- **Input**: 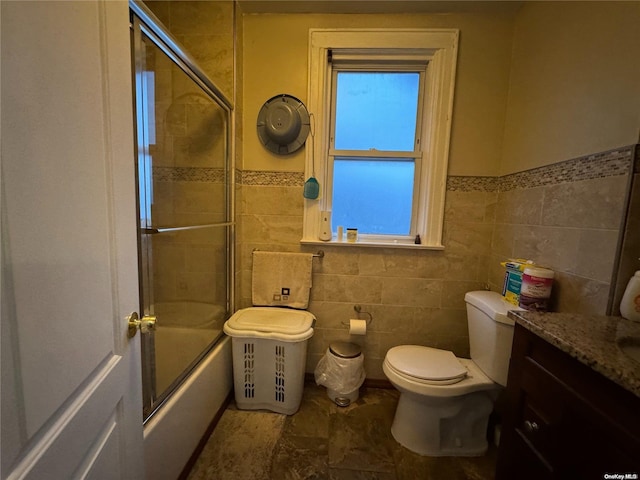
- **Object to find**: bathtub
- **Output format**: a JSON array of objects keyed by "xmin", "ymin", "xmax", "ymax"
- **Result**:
[{"xmin": 143, "ymin": 303, "xmax": 232, "ymax": 480}]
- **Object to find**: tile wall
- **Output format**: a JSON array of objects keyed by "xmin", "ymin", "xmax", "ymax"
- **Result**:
[
  {"xmin": 144, "ymin": 1, "xmax": 234, "ymax": 102},
  {"xmin": 143, "ymin": 0, "xmax": 234, "ymax": 325},
  {"xmin": 150, "ymin": 192, "xmax": 228, "ymax": 323},
  {"xmin": 237, "ymin": 172, "xmax": 496, "ymax": 379},
  {"xmin": 487, "ymin": 146, "xmax": 634, "ymax": 314},
  {"xmin": 237, "ymin": 145, "xmax": 636, "ymax": 379},
  {"xmin": 147, "ymin": 63, "xmax": 229, "ymax": 312}
]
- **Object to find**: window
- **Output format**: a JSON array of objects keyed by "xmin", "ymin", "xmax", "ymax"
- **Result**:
[
  {"xmin": 302, "ymin": 29, "xmax": 459, "ymax": 249},
  {"xmin": 332, "ymin": 71, "xmax": 421, "ymax": 236}
]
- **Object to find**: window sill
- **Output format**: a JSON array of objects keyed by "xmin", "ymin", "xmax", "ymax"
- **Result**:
[{"xmin": 300, "ymin": 238, "xmax": 444, "ymax": 251}]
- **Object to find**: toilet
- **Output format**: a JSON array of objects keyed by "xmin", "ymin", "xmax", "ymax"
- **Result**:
[{"xmin": 383, "ymin": 290, "xmax": 521, "ymax": 456}]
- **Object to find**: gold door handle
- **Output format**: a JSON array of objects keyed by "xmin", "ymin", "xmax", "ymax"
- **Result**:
[{"xmin": 127, "ymin": 312, "xmax": 158, "ymax": 338}]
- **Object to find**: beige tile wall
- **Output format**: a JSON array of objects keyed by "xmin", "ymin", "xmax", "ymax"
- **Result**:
[
  {"xmin": 238, "ymin": 145, "xmax": 635, "ymax": 379},
  {"xmin": 144, "ymin": 1, "xmax": 234, "ymax": 102},
  {"xmin": 488, "ymin": 178, "xmax": 626, "ymax": 313},
  {"xmin": 141, "ymin": 1, "xmax": 234, "ymax": 326},
  {"xmin": 488, "ymin": 147, "xmax": 634, "ymax": 315},
  {"xmin": 237, "ymin": 182, "xmax": 496, "ymax": 379}
]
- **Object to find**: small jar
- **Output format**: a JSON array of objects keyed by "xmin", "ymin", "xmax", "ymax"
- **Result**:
[{"xmin": 346, "ymin": 228, "xmax": 358, "ymax": 243}]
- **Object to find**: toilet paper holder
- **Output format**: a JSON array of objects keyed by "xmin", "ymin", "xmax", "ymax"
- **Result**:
[{"xmin": 341, "ymin": 304, "xmax": 372, "ymax": 326}]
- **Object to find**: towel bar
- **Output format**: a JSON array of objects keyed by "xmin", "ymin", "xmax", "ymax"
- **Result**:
[{"xmin": 252, "ymin": 249, "xmax": 324, "ymax": 258}]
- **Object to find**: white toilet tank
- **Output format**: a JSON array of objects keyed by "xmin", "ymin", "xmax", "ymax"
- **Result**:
[{"xmin": 464, "ymin": 291, "xmax": 522, "ymax": 386}]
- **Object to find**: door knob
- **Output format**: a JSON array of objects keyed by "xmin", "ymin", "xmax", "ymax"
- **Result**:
[{"xmin": 127, "ymin": 312, "xmax": 158, "ymax": 338}]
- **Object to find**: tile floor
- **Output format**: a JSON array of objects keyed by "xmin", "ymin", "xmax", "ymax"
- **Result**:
[{"xmin": 186, "ymin": 383, "xmax": 497, "ymax": 480}]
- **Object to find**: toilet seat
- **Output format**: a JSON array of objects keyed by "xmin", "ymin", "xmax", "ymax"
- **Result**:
[
  {"xmin": 385, "ymin": 345, "xmax": 467, "ymax": 385},
  {"xmin": 383, "ymin": 351, "xmax": 496, "ymax": 398}
]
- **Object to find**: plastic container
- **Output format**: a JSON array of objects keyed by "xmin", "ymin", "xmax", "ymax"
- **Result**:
[
  {"xmin": 314, "ymin": 342, "xmax": 365, "ymax": 406},
  {"xmin": 223, "ymin": 307, "xmax": 315, "ymax": 415},
  {"xmin": 620, "ymin": 271, "xmax": 640, "ymax": 322},
  {"xmin": 502, "ymin": 269, "xmax": 523, "ymax": 306},
  {"xmin": 501, "ymin": 259, "xmax": 535, "ymax": 306},
  {"xmin": 518, "ymin": 267, "xmax": 554, "ymax": 311}
]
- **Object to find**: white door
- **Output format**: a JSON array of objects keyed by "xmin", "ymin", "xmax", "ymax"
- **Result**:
[{"xmin": 1, "ymin": 1, "xmax": 144, "ymax": 479}]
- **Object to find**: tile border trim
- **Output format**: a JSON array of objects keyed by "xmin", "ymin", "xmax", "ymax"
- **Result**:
[
  {"xmin": 497, "ymin": 144, "xmax": 634, "ymax": 192},
  {"xmin": 153, "ymin": 166, "xmax": 227, "ymax": 183},
  {"xmin": 446, "ymin": 176, "xmax": 497, "ymax": 193},
  {"xmin": 236, "ymin": 169, "xmax": 305, "ymax": 186},
  {"xmin": 154, "ymin": 144, "xmax": 637, "ymax": 189},
  {"xmin": 448, "ymin": 144, "xmax": 635, "ymax": 192}
]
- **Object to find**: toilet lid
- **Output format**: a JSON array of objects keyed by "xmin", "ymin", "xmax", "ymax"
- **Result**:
[{"xmin": 386, "ymin": 345, "xmax": 467, "ymax": 382}]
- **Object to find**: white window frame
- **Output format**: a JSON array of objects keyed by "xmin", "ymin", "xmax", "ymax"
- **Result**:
[{"xmin": 302, "ymin": 28, "xmax": 459, "ymax": 249}]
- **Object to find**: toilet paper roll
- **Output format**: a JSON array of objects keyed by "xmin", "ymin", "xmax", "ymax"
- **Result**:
[{"xmin": 349, "ymin": 319, "xmax": 367, "ymax": 336}]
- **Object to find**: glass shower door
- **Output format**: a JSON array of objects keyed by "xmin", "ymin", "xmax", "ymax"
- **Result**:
[{"xmin": 132, "ymin": 15, "xmax": 232, "ymax": 420}]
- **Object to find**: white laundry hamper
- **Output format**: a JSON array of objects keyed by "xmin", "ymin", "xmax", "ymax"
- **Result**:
[{"xmin": 223, "ymin": 307, "xmax": 315, "ymax": 415}]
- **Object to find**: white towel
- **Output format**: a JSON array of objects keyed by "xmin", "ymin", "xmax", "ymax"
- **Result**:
[{"xmin": 252, "ymin": 251, "xmax": 313, "ymax": 309}]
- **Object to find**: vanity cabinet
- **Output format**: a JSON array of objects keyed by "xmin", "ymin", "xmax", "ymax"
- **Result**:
[{"xmin": 496, "ymin": 323, "xmax": 640, "ymax": 480}]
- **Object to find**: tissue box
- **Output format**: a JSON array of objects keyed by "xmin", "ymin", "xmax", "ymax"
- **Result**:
[{"xmin": 501, "ymin": 259, "xmax": 534, "ymax": 306}]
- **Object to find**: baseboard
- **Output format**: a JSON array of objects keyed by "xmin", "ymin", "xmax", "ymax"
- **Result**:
[{"xmin": 363, "ymin": 378, "xmax": 393, "ymax": 389}]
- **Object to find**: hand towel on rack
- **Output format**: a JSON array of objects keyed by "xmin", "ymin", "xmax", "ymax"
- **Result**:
[{"xmin": 252, "ymin": 251, "xmax": 314, "ymax": 309}]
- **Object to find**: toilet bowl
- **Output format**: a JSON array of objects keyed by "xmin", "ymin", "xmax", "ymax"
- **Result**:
[{"xmin": 383, "ymin": 291, "xmax": 522, "ymax": 456}]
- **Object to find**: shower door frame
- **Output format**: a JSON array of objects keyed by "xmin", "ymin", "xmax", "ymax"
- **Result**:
[{"xmin": 130, "ymin": 0, "xmax": 235, "ymax": 422}]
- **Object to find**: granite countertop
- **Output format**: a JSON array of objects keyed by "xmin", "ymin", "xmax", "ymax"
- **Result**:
[{"xmin": 507, "ymin": 310, "xmax": 640, "ymax": 398}]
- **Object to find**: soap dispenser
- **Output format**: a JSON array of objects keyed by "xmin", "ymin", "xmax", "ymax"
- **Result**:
[
  {"xmin": 319, "ymin": 211, "xmax": 332, "ymax": 241},
  {"xmin": 620, "ymin": 270, "xmax": 640, "ymax": 322}
]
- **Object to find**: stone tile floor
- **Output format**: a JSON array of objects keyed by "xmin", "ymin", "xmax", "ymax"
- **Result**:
[{"xmin": 187, "ymin": 383, "xmax": 497, "ymax": 480}]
